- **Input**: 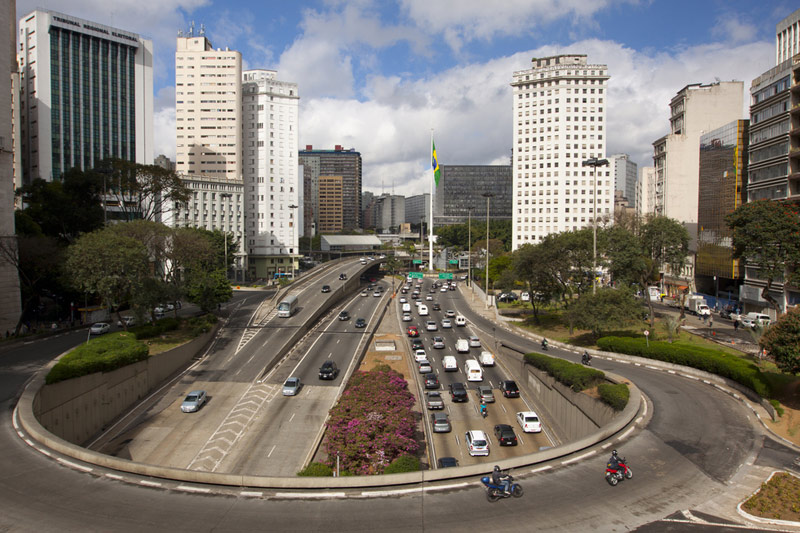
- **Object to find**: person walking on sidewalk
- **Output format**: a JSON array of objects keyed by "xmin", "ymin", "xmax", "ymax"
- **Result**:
[
  {"xmin": 709, "ymin": 316, "xmax": 713, "ymax": 328},
  {"xmin": 733, "ymin": 319, "xmax": 739, "ymax": 332}
]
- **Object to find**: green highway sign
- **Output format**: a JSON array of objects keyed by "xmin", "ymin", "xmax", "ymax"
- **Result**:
[
  {"xmin": 412, "ymin": 259, "xmax": 422, "ymax": 264},
  {"xmin": 448, "ymin": 259, "xmax": 459, "ymax": 265},
  {"xmin": 438, "ymin": 273, "xmax": 454, "ymax": 280},
  {"xmin": 409, "ymin": 272, "xmax": 424, "ymax": 279}
]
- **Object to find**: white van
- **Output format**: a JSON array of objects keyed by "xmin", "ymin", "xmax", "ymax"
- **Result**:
[
  {"xmin": 456, "ymin": 339, "xmax": 470, "ymax": 353},
  {"xmin": 418, "ymin": 304, "xmax": 429, "ymax": 316},
  {"xmin": 442, "ymin": 355, "xmax": 458, "ymax": 371},
  {"xmin": 479, "ymin": 351, "xmax": 495, "ymax": 367},
  {"xmin": 455, "ymin": 315, "xmax": 467, "ymax": 327},
  {"xmin": 465, "ymin": 359, "xmax": 483, "ymax": 381},
  {"xmin": 402, "ymin": 303, "xmax": 411, "ymax": 313}
]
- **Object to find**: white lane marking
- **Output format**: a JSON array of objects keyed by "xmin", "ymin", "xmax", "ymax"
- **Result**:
[
  {"xmin": 618, "ymin": 427, "xmax": 635, "ymax": 440},
  {"xmin": 267, "ymin": 445, "xmax": 276, "ymax": 458},
  {"xmin": 241, "ymin": 491, "xmax": 263, "ymax": 498},
  {"xmin": 274, "ymin": 492, "xmax": 346, "ymax": 499},
  {"xmin": 139, "ymin": 480, "xmax": 162, "ymax": 487},
  {"xmin": 105, "ymin": 473, "xmax": 123, "ymax": 480},
  {"xmin": 177, "ymin": 485, "xmax": 211, "ymax": 493},
  {"xmin": 56, "ymin": 458, "xmax": 92, "ymax": 472},
  {"xmin": 362, "ymin": 487, "xmax": 421, "ymax": 497},
  {"xmin": 561, "ymin": 450, "xmax": 596, "ymax": 465},
  {"xmin": 289, "ymin": 413, "xmax": 296, "ymax": 422},
  {"xmin": 530, "ymin": 465, "xmax": 552, "ymax": 474}
]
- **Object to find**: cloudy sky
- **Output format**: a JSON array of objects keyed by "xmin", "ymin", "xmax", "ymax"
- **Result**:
[{"xmin": 16, "ymin": 0, "xmax": 795, "ymax": 195}]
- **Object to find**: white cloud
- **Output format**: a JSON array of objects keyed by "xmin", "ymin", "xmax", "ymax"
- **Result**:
[
  {"xmin": 153, "ymin": 87, "xmax": 176, "ymax": 160},
  {"xmin": 711, "ymin": 14, "xmax": 759, "ymax": 44}
]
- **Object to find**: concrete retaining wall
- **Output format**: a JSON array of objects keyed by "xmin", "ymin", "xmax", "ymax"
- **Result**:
[{"xmin": 34, "ymin": 328, "xmax": 216, "ymax": 445}]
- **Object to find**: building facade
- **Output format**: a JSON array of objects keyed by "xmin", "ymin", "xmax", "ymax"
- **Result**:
[
  {"xmin": 696, "ymin": 120, "xmax": 748, "ymax": 298},
  {"xmin": 18, "ymin": 9, "xmax": 153, "ymax": 184},
  {"xmin": 318, "ymin": 175, "xmax": 344, "ymax": 233},
  {"xmin": 299, "ymin": 145, "xmax": 362, "ymax": 232},
  {"xmin": 510, "ymin": 55, "xmax": 611, "ymax": 250},
  {"xmin": 610, "ymin": 154, "xmax": 637, "ymax": 208},
  {"xmin": 405, "ymin": 193, "xmax": 430, "ymax": 226},
  {"xmin": 433, "ymin": 165, "xmax": 512, "ymax": 226},
  {"xmin": 636, "ymin": 166, "xmax": 655, "ymax": 216},
  {"xmin": 241, "ymin": 69, "xmax": 300, "ymax": 279},
  {"xmin": 373, "ymin": 194, "xmax": 405, "ymax": 233},
  {"xmin": 776, "ymin": 8, "xmax": 800, "ymax": 64}
]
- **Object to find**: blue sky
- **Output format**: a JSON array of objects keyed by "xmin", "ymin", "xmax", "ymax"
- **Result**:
[{"xmin": 16, "ymin": 0, "xmax": 796, "ymax": 195}]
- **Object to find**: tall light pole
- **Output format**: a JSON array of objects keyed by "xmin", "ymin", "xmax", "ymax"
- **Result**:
[
  {"xmin": 582, "ymin": 157, "xmax": 609, "ymax": 294},
  {"xmin": 483, "ymin": 192, "xmax": 493, "ymax": 308},
  {"xmin": 288, "ymin": 204, "xmax": 299, "ymax": 280},
  {"xmin": 220, "ymin": 193, "xmax": 232, "ymax": 280},
  {"xmin": 467, "ymin": 206, "xmax": 474, "ymax": 290}
]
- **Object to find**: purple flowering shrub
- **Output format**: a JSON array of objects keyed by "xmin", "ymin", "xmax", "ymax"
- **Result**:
[{"xmin": 324, "ymin": 366, "xmax": 419, "ymax": 475}]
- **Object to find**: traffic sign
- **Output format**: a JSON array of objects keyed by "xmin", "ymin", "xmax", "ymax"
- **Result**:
[
  {"xmin": 409, "ymin": 272, "xmax": 424, "ymax": 279},
  {"xmin": 413, "ymin": 259, "xmax": 422, "ymax": 264},
  {"xmin": 643, "ymin": 330, "xmax": 650, "ymax": 336},
  {"xmin": 438, "ymin": 273, "xmax": 454, "ymax": 280},
  {"xmin": 448, "ymin": 259, "xmax": 458, "ymax": 265}
]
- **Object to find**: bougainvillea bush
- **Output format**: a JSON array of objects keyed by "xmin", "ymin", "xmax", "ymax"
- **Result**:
[{"xmin": 324, "ymin": 366, "xmax": 418, "ymax": 475}]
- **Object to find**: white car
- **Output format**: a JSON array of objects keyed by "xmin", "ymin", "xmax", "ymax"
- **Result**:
[
  {"xmin": 361, "ymin": 290, "xmax": 369, "ymax": 297},
  {"xmin": 465, "ymin": 429, "xmax": 489, "ymax": 456},
  {"xmin": 402, "ymin": 313, "xmax": 412, "ymax": 322},
  {"xmin": 116, "ymin": 316, "xmax": 136, "ymax": 328},
  {"xmin": 418, "ymin": 305, "xmax": 429, "ymax": 316},
  {"xmin": 516, "ymin": 411, "xmax": 542, "ymax": 433},
  {"xmin": 440, "ymin": 286, "xmax": 448, "ymax": 292},
  {"xmin": 414, "ymin": 349, "xmax": 428, "ymax": 362},
  {"xmin": 426, "ymin": 294, "xmax": 433, "ymax": 301},
  {"xmin": 441, "ymin": 318, "xmax": 452, "ymax": 328},
  {"xmin": 520, "ymin": 292, "xmax": 531, "ymax": 302},
  {"xmin": 282, "ymin": 377, "xmax": 302, "ymax": 396},
  {"xmin": 418, "ymin": 360, "xmax": 432, "ymax": 373},
  {"xmin": 399, "ymin": 297, "xmax": 407, "ymax": 303},
  {"xmin": 426, "ymin": 320, "xmax": 438, "ymax": 331},
  {"xmin": 455, "ymin": 316, "xmax": 467, "ymax": 327},
  {"xmin": 89, "ymin": 322, "xmax": 111, "ymax": 335},
  {"xmin": 456, "ymin": 339, "xmax": 470, "ymax": 353},
  {"xmin": 469, "ymin": 335, "xmax": 481, "ymax": 348},
  {"xmin": 442, "ymin": 355, "xmax": 458, "ymax": 371}
]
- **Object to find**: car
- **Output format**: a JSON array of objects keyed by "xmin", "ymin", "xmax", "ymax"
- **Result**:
[
  {"xmin": 418, "ymin": 360, "xmax": 432, "ymax": 373},
  {"xmin": 411, "ymin": 338, "xmax": 424, "ymax": 350},
  {"xmin": 719, "ymin": 305, "xmax": 736, "ymax": 319},
  {"xmin": 437, "ymin": 456, "xmax": 459, "ymax": 468},
  {"xmin": 432, "ymin": 336, "xmax": 445, "ymax": 349},
  {"xmin": 494, "ymin": 424, "xmax": 518, "ymax": 446},
  {"xmin": 154, "ymin": 305, "xmax": 166, "ymax": 315},
  {"xmin": 432, "ymin": 303, "xmax": 441, "ymax": 311},
  {"xmin": 414, "ymin": 349, "xmax": 428, "ymax": 362},
  {"xmin": 399, "ymin": 297, "xmax": 408, "ymax": 303},
  {"xmin": 424, "ymin": 373, "xmax": 440, "ymax": 389},
  {"xmin": 410, "ymin": 293, "xmax": 419, "ymax": 300},
  {"xmin": 520, "ymin": 292, "xmax": 531, "ymax": 302},
  {"xmin": 339, "ymin": 273, "xmax": 347, "ymax": 280},
  {"xmin": 441, "ymin": 318, "xmax": 452, "ymax": 328},
  {"xmin": 321, "ymin": 285, "xmax": 331, "ymax": 293},
  {"xmin": 338, "ymin": 310, "xmax": 350, "ymax": 321},
  {"xmin": 425, "ymin": 294, "xmax": 433, "ymax": 301},
  {"xmin": 355, "ymin": 317, "xmax": 366, "ymax": 328},
  {"xmin": 282, "ymin": 377, "xmax": 302, "ymax": 396},
  {"xmin": 516, "ymin": 411, "xmax": 542, "ymax": 433},
  {"xmin": 442, "ymin": 355, "xmax": 458, "ymax": 371},
  {"xmin": 497, "ymin": 292, "xmax": 518, "ymax": 302},
  {"xmin": 415, "ymin": 300, "xmax": 422, "ymax": 307},
  {"xmin": 418, "ymin": 305, "xmax": 429, "ymax": 316},
  {"xmin": 180, "ymin": 390, "xmax": 207, "ymax": 413},
  {"xmin": 89, "ymin": 322, "xmax": 111, "ymax": 335},
  {"xmin": 426, "ymin": 320, "xmax": 438, "ymax": 331},
  {"xmin": 400, "ymin": 288, "xmax": 408, "ymax": 294},
  {"xmin": 165, "ymin": 303, "xmax": 175, "ymax": 311},
  {"xmin": 373, "ymin": 291, "xmax": 381, "ymax": 297},
  {"xmin": 361, "ymin": 290, "xmax": 369, "ymax": 297},
  {"xmin": 407, "ymin": 325, "xmax": 419, "ymax": 337},
  {"xmin": 319, "ymin": 361, "xmax": 339, "ymax": 380},
  {"xmin": 426, "ymin": 390, "xmax": 444, "ymax": 409},
  {"xmin": 469, "ymin": 335, "xmax": 481, "ymax": 348},
  {"xmin": 455, "ymin": 315, "xmax": 467, "ymax": 327},
  {"xmin": 449, "ymin": 382, "xmax": 468, "ymax": 402},
  {"xmin": 445, "ymin": 309, "xmax": 456, "ymax": 318},
  {"xmin": 465, "ymin": 429, "xmax": 489, "ymax": 456},
  {"xmin": 431, "ymin": 412, "xmax": 451, "ymax": 433},
  {"xmin": 116, "ymin": 316, "xmax": 136, "ymax": 328},
  {"xmin": 449, "ymin": 283, "xmax": 456, "ymax": 291},
  {"xmin": 440, "ymin": 286, "xmax": 448, "ymax": 292},
  {"xmin": 500, "ymin": 380, "xmax": 520, "ymax": 398},
  {"xmin": 456, "ymin": 339, "xmax": 470, "ymax": 353},
  {"xmin": 477, "ymin": 384, "xmax": 495, "ymax": 403},
  {"xmin": 402, "ymin": 313, "xmax": 412, "ymax": 322}
]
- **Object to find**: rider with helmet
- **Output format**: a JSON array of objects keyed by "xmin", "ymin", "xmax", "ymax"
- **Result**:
[
  {"xmin": 480, "ymin": 400, "xmax": 487, "ymax": 417},
  {"xmin": 492, "ymin": 465, "xmax": 511, "ymax": 494},
  {"xmin": 582, "ymin": 350, "xmax": 592, "ymax": 364},
  {"xmin": 541, "ymin": 338, "xmax": 548, "ymax": 350},
  {"xmin": 608, "ymin": 449, "xmax": 621, "ymax": 473}
]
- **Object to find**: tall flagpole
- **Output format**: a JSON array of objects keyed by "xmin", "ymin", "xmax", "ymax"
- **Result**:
[{"xmin": 429, "ymin": 129, "xmax": 434, "ymax": 272}]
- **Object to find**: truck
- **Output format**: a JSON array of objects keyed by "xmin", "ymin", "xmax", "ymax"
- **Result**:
[{"xmin": 686, "ymin": 295, "xmax": 710, "ymax": 316}]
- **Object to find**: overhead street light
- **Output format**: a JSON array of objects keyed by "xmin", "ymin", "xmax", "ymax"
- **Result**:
[
  {"xmin": 582, "ymin": 157, "xmax": 609, "ymax": 295},
  {"xmin": 288, "ymin": 204, "xmax": 299, "ymax": 280},
  {"xmin": 483, "ymin": 192, "xmax": 494, "ymax": 308}
]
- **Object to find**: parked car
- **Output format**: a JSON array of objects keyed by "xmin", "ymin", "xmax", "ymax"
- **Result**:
[
  {"xmin": 431, "ymin": 412, "xmax": 452, "ymax": 433},
  {"xmin": 449, "ymin": 382, "xmax": 468, "ymax": 402},
  {"xmin": 407, "ymin": 325, "xmax": 419, "ymax": 337},
  {"xmin": 282, "ymin": 377, "xmax": 302, "ymax": 396},
  {"xmin": 180, "ymin": 390, "xmax": 207, "ymax": 413},
  {"xmin": 516, "ymin": 411, "xmax": 542, "ymax": 433},
  {"xmin": 500, "ymin": 380, "xmax": 520, "ymax": 398},
  {"xmin": 319, "ymin": 361, "xmax": 339, "ymax": 380},
  {"xmin": 719, "ymin": 305, "xmax": 736, "ymax": 319},
  {"xmin": 432, "ymin": 336, "xmax": 445, "ymax": 349},
  {"xmin": 520, "ymin": 292, "xmax": 531, "ymax": 302},
  {"xmin": 465, "ymin": 429, "xmax": 489, "ymax": 456},
  {"xmin": 321, "ymin": 285, "xmax": 331, "ymax": 293},
  {"xmin": 494, "ymin": 424, "xmax": 518, "ymax": 446},
  {"xmin": 497, "ymin": 292, "xmax": 518, "ymax": 302},
  {"xmin": 424, "ymin": 373, "xmax": 440, "ymax": 389},
  {"xmin": 338, "ymin": 310, "xmax": 350, "ymax": 321},
  {"xmin": 355, "ymin": 317, "xmax": 366, "ymax": 328},
  {"xmin": 116, "ymin": 316, "xmax": 136, "ymax": 328},
  {"xmin": 426, "ymin": 391, "xmax": 444, "ymax": 409},
  {"xmin": 477, "ymin": 385, "xmax": 495, "ymax": 403},
  {"xmin": 89, "ymin": 322, "xmax": 111, "ymax": 335}
]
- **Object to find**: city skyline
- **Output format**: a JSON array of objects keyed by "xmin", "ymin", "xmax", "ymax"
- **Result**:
[{"xmin": 15, "ymin": 0, "xmax": 794, "ymax": 195}]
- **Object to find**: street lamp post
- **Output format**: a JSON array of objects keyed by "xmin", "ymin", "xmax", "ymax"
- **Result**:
[
  {"xmin": 220, "ymin": 193, "xmax": 233, "ymax": 280},
  {"xmin": 483, "ymin": 192, "xmax": 493, "ymax": 308},
  {"xmin": 467, "ymin": 206, "xmax": 474, "ymax": 291},
  {"xmin": 288, "ymin": 204, "xmax": 299, "ymax": 280},
  {"xmin": 582, "ymin": 157, "xmax": 609, "ymax": 295}
]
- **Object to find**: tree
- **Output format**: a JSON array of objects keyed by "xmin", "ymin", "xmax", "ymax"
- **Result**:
[
  {"xmin": 513, "ymin": 243, "xmax": 560, "ymax": 323},
  {"xmin": 726, "ymin": 200, "xmax": 800, "ymax": 314},
  {"xmin": 185, "ymin": 269, "xmax": 233, "ymax": 312},
  {"xmin": 100, "ymin": 158, "xmax": 190, "ymax": 222},
  {"xmin": 567, "ymin": 288, "xmax": 643, "ymax": 339},
  {"xmin": 760, "ymin": 308, "xmax": 800, "ymax": 375},
  {"xmin": 487, "ymin": 254, "xmax": 512, "ymax": 285}
]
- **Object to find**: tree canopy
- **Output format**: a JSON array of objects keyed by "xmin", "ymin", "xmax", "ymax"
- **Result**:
[
  {"xmin": 760, "ymin": 307, "xmax": 800, "ymax": 375},
  {"xmin": 567, "ymin": 287, "xmax": 643, "ymax": 338}
]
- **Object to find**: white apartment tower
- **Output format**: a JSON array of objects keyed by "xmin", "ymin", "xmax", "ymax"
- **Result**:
[
  {"xmin": 241, "ymin": 70, "xmax": 300, "ymax": 279},
  {"xmin": 776, "ymin": 8, "xmax": 800, "ymax": 64},
  {"xmin": 609, "ymin": 154, "xmax": 637, "ymax": 208},
  {"xmin": 511, "ymin": 55, "xmax": 611, "ymax": 250}
]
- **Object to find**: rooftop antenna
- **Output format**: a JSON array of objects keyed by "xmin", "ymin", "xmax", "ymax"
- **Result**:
[
  {"xmin": 199, "ymin": 24, "xmax": 206, "ymax": 36},
  {"xmin": 189, "ymin": 21, "xmax": 195, "ymax": 36}
]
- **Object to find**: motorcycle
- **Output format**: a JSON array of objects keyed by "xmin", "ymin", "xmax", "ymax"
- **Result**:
[
  {"xmin": 582, "ymin": 352, "xmax": 592, "ymax": 366},
  {"xmin": 480, "ymin": 405, "xmax": 488, "ymax": 418},
  {"xmin": 541, "ymin": 340, "xmax": 549, "ymax": 351},
  {"xmin": 481, "ymin": 473, "xmax": 523, "ymax": 502},
  {"xmin": 605, "ymin": 457, "xmax": 632, "ymax": 486}
]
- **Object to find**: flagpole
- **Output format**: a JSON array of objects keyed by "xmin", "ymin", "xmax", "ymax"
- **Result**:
[{"xmin": 429, "ymin": 130, "xmax": 434, "ymax": 272}]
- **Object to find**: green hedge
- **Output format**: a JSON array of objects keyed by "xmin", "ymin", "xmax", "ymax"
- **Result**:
[
  {"xmin": 597, "ymin": 336, "xmax": 770, "ymax": 397},
  {"xmin": 130, "ymin": 317, "xmax": 182, "ymax": 340},
  {"xmin": 297, "ymin": 462, "xmax": 333, "ymax": 477},
  {"xmin": 383, "ymin": 454, "xmax": 420, "ymax": 474},
  {"xmin": 524, "ymin": 352, "xmax": 605, "ymax": 391},
  {"xmin": 598, "ymin": 383, "xmax": 629, "ymax": 411},
  {"xmin": 46, "ymin": 333, "xmax": 149, "ymax": 384}
]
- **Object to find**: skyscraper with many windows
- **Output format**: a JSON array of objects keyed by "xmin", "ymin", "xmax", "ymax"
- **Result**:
[
  {"xmin": 299, "ymin": 145, "xmax": 362, "ymax": 231},
  {"xmin": 18, "ymin": 9, "xmax": 153, "ymax": 184},
  {"xmin": 510, "ymin": 55, "xmax": 611, "ymax": 250}
]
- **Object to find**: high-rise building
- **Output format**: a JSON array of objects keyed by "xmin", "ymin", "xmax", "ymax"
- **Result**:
[
  {"xmin": 405, "ymin": 193, "xmax": 430, "ymax": 226},
  {"xmin": 696, "ymin": 120, "xmax": 748, "ymax": 298},
  {"xmin": 636, "ymin": 166, "xmax": 655, "ymax": 216},
  {"xmin": 651, "ymin": 82, "xmax": 743, "ymax": 226},
  {"xmin": 510, "ymin": 55, "xmax": 611, "ymax": 250},
  {"xmin": 776, "ymin": 8, "xmax": 800, "ymax": 64},
  {"xmin": 18, "ymin": 9, "xmax": 153, "ymax": 184},
  {"xmin": 318, "ymin": 175, "xmax": 344, "ymax": 233},
  {"xmin": 373, "ymin": 194, "xmax": 405, "ymax": 233},
  {"xmin": 299, "ymin": 145, "xmax": 362, "ymax": 231},
  {"xmin": 241, "ymin": 70, "xmax": 299, "ymax": 279},
  {"xmin": 433, "ymin": 165, "xmax": 512, "ymax": 226},
  {"xmin": 609, "ymin": 154, "xmax": 637, "ymax": 208},
  {"xmin": 154, "ymin": 154, "xmax": 175, "ymax": 172}
]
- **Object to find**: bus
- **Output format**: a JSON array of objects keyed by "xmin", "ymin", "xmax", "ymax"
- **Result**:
[{"xmin": 278, "ymin": 294, "xmax": 299, "ymax": 318}]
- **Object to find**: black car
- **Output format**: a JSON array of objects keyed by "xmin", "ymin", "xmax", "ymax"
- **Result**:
[
  {"xmin": 438, "ymin": 456, "xmax": 459, "ymax": 468},
  {"xmin": 497, "ymin": 292, "xmax": 518, "ymax": 302},
  {"xmin": 319, "ymin": 361, "xmax": 339, "ymax": 380},
  {"xmin": 432, "ymin": 303, "xmax": 441, "ymax": 311},
  {"xmin": 424, "ymin": 373, "xmax": 439, "ymax": 389},
  {"xmin": 355, "ymin": 317, "xmax": 366, "ymax": 328},
  {"xmin": 449, "ymin": 382, "xmax": 468, "ymax": 402},
  {"xmin": 339, "ymin": 273, "xmax": 347, "ymax": 280},
  {"xmin": 500, "ymin": 380, "xmax": 520, "ymax": 398},
  {"xmin": 494, "ymin": 424, "xmax": 518, "ymax": 446},
  {"xmin": 321, "ymin": 285, "xmax": 331, "ymax": 293},
  {"xmin": 338, "ymin": 310, "xmax": 350, "ymax": 321}
]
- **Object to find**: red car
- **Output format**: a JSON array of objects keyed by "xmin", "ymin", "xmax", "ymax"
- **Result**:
[{"xmin": 407, "ymin": 325, "xmax": 419, "ymax": 337}]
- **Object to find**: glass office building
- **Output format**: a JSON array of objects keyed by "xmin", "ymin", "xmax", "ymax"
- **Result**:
[{"xmin": 433, "ymin": 165, "xmax": 512, "ymax": 225}]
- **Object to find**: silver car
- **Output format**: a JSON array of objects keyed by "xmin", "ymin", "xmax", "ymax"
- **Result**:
[
  {"xmin": 282, "ymin": 377, "xmax": 302, "ymax": 396},
  {"xmin": 181, "ymin": 390, "xmax": 207, "ymax": 413},
  {"xmin": 431, "ymin": 412, "xmax": 451, "ymax": 433},
  {"xmin": 477, "ymin": 385, "xmax": 495, "ymax": 403}
]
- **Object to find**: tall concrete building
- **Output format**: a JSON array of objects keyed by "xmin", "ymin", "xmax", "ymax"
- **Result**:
[
  {"xmin": 373, "ymin": 194, "xmax": 405, "ymax": 233},
  {"xmin": 433, "ymin": 165, "xmax": 512, "ymax": 226},
  {"xmin": 405, "ymin": 193, "xmax": 430, "ymax": 226},
  {"xmin": 511, "ymin": 55, "xmax": 611, "ymax": 250},
  {"xmin": 776, "ymin": 8, "xmax": 800, "ymax": 64},
  {"xmin": 241, "ymin": 69, "xmax": 299, "ymax": 279},
  {"xmin": 18, "ymin": 9, "xmax": 153, "ymax": 184},
  {"xmin": 318, "ymin": 175, "xmax": 344, "ymax": 233},
  {"xmin": 636, "ymin": 166, "xmax": 655, "ymax": 216},
  {"xmin": 299, "ymin": 145, "xmax": 362, "ymax": 231},
  {"xmin": 610, "ymin": 154, "xmax": 637, "ymax": 208},
  {"xmin": 651, "ymin": 82, "xmax": 743, "ymax": 226}
]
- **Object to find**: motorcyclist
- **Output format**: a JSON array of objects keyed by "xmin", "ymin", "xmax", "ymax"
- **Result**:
[
  {"xmin": 480, "ymin": 400, "xmax": 487, "ymax": 417},
  {"xmin": 582, "ymin": 350, "xmax": 592, "ymax": 365},
  {"xmin": 608, "ymin": 449, "xmax": 622, "ymax": 475},
  {"xmin": 541, "ymin": 338, "xmax": 548, "ymax": 350},
  {"xmin": 492, "ymin": 465, "xmax": 511, "ymax": 494}
]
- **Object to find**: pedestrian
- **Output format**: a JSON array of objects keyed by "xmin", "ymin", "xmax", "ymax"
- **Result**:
[
  {"xmin": 709, "ymin": 316, "xmax": 713, "ymax": 328},
  {"xmin": 733, "ymin": 319, "xmax": 739, "ymax": 332}
]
